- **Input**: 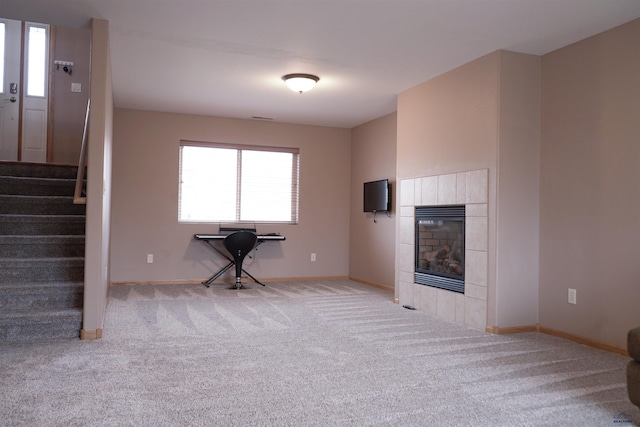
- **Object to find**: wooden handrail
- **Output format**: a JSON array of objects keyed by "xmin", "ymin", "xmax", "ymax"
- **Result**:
[{"xmin": 73, "ymin": 99, "xmax": 90, "ymax": 205}]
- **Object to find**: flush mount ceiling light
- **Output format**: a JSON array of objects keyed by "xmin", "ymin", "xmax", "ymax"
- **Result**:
[{"xmin": 282, "ymin": 73, "xmax": 319, "ymax": 94}]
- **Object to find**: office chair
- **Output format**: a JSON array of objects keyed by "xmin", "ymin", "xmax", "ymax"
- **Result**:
[{"xmin": 223, "ymin": 230, "xmax": 258, "ymax": 289}]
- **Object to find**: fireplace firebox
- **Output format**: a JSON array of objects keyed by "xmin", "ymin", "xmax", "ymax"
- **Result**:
[{"xmin": 415, "ymin": 205, "xmax": 465, "ymax": 293}]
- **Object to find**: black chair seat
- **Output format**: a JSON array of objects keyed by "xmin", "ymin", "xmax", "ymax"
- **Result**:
[{"xmin": 223, "ymin": 231, "xmax": 258, "ymax": 289}]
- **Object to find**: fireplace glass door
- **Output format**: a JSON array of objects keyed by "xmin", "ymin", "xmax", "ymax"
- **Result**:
[{"xmin": 415, "ymin": 205, "xmax": 465, "ymax": 293}]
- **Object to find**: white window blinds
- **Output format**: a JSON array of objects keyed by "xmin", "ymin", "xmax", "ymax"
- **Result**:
[{"xmin": 179, "ymin": 141, "xmax": 299, "ymax": 224}]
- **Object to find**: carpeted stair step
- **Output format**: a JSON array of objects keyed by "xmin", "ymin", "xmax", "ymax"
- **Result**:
[
  {"xmin": 0, "ymin": 161, "xmax": 85, "ymax": 342},
  {"xmin": 0, "ymin": 281, "xmax": 83, "ymax": 310},
  {"xmin": 0, "ymin": 162, "xmax": 80, "ymax": 179},
  {"xmin": 0, "ymin": 235, "xmax": 85, "ymax": 257},
  {"xmin": 0, "ymin": 195, "xmax": 86, "ymax": 215},
  {"xmin": 0, "ymin": 175, "xmax": 78, "ymax": 197},
  {"xmin": 0, "ymin": 308, "xmax": 82, "ymax": 342},
  {"xmin": 0, "ymin": 214, "xmax": 86, "ymax": 235},
  {"xmin": 0, "ymin": 258, "xmax": 84, "ymax": 282}
]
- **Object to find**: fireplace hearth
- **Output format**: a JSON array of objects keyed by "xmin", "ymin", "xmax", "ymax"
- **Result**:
[{"xmin": 415, "ymin": 205, "xmax": 465, "ymax": 293}]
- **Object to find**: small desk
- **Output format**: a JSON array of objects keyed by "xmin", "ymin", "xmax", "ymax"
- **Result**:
[{"xmin": 194, "ymin": 233, "xmax": 286, "ymax": 287}]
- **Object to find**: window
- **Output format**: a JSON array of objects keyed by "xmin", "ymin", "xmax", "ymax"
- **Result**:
[
  {"xmin": 179, "ymin": 141, "xmax": 299, "ymax": 223},
  {"xmin": 0, "ymin": 22, "xmax": 5, "ymax": 91},
  {"xmin": 26, "ymin": 24, "xmax": 47, "ymax": 97}
]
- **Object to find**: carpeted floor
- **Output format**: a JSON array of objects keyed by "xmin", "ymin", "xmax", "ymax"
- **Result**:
[{"xmin": 0, "ymin": 279, "xmax": 638, "ymax": 426}]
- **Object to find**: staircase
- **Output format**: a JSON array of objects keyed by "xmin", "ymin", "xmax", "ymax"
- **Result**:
[{"xmin": 0, "ymin": 162, "xmax": 85, "ymax": 342}]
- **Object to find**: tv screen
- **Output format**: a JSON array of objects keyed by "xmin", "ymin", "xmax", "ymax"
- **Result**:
[{"xmin": 363, "ymin": 179, "xmax": 390, "ymax": 212}]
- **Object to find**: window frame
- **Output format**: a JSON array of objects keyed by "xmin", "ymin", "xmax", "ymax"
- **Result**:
[{"xmin": 178, "ymin": 140, "xmax": 300, "ymax": 225}]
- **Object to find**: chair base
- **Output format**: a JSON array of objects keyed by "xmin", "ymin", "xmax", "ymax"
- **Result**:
[{"xmin": 229, "ymin": 277, "xmax": 249, "ymax": 290}]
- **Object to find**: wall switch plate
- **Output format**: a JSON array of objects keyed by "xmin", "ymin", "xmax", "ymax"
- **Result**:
[
  {"xmin": 147, "ymin": 254, "xmax": 154, "ymax": 264},
  {"xmin": 311, "ymin": 253, "xmax": 316, "ymax": 262},
  {"xmin": 568, "ymin": 288, "xmax": 577, "ymax": 304}
]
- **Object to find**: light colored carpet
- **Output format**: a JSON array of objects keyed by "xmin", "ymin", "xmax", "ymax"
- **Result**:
[{"xmin": 0, "ymin": 279, "xmax": 638, "ymax": 426}]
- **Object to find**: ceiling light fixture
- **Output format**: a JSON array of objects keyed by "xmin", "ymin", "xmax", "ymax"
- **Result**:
[{"xmin": 282, "ymin": 73, "xmax": 319, "ymax": 94}]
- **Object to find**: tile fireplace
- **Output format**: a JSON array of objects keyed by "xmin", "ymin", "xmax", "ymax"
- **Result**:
[{"xmin": 398, "ymin": 169, "xmax": 488, "ymax": 330}]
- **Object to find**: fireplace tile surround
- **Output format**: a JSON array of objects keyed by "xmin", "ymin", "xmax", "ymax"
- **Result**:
[{"xmin": 398, "ymin": 169, "xmax": 488, "ymax": 330}]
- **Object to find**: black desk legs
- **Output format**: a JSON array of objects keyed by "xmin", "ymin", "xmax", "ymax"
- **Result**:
[
  {"xmin": 201, "ymin": 241, "xmax": 266, "ymax": 289},
  {"xmin": 202, "ymin": 261, "xmax": 234, "ymax": 287}
]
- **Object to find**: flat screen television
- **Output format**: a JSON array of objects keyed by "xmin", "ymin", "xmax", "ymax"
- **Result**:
[{"xmin": 363, "ymin": 179, "xmax": 390, "ymax": 212}]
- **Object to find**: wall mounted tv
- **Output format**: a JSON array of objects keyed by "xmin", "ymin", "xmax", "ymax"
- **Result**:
[{"xmin": 363, "ymin": 179, "xmax": 391, "ymax": 213}]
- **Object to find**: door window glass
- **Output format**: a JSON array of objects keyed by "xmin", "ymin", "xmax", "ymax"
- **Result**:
[
  {"xmin": 26, "ymin": 24, "xmax": 47, "ymax": 97},
  {"xmin": 0, "ymin": 22, "xmax": 5, "ymax": 92}
]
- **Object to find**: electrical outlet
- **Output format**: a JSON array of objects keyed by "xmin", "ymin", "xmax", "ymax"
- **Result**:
[
  {"xmin": 311, "ymin": 253, "xmax": 316, "ymax": 262},
  {"xmin": 568, "ymin": 288, "xmax": 576, "ymax": 304},
  {"xmin": 147, "ymin": 254, "xmax": 154, "ymax": 264}
]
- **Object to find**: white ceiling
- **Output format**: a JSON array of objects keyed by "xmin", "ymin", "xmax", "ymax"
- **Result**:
[{"xmin": 3, "ymin": 0, "xmax": 640, "ymax": 128}]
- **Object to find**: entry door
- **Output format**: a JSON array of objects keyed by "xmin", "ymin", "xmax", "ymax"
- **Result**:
[
  {"xmin": 0, "ymin": 19, "xmax": 49, "ymax": 163},
  {"xmin": 0, "ymin": 18, "xmax": 21, "ymax": 161}
]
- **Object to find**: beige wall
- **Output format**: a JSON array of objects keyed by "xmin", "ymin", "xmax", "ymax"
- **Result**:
[
  {"xmin": 396, "ymin": 50, "xmax": 542, "ymax": 329},
  {"xmin": 110, "ymin": 109, "xmax": 351, "ymax": 283},
  {"xmin": 51, "ymin": 25, "xmax": 91, "ymax": 165},
  {"xmin": 397, "ymin": 52, "xmax": 500, "ymax": 180},
  {"xmin": 495, "ymin": 51, "xmax": 541, "ymax": 327},
  {"xmin": 349, "ymin": 112, "xmax": 397, "ymax": 289},
  {"xmin": 397, "ymin": 18, "xmax": 639, "ymax": 348},
  {"xmin": 539, "ymin": 18, "xmax": 640, "ymax": 347},
  {"xmin": 82, "ymin": 18, "xmax": 113, "ymax": 337},
  {"xmin": 397, "ymin": 52, "xmax": 500, "ymax": 325}
]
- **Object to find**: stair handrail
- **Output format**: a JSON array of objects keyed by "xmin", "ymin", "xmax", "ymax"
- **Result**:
[{"xmin": 73, "ymin": 99, "xmax": 90, "ymax": 205}]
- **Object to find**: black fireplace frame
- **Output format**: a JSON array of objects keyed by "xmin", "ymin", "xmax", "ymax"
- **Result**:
[{"xmin": 414, "ymin": 205, "xmax": 465, "ymax": 294}]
